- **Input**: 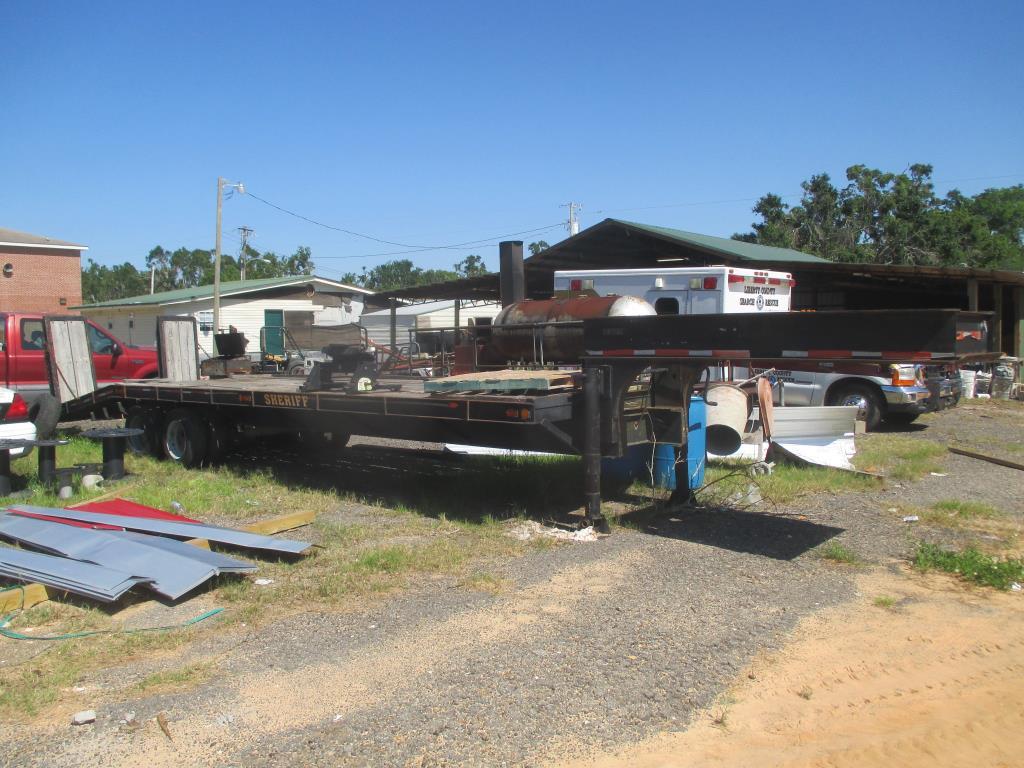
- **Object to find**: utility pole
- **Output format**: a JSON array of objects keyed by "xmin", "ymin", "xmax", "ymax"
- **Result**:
[
  {"xmin": 562, "ymin": 202, "xmax": 582, "ymax": 236},
  {"xmin": 238, "ymin": 226, "xmax": 254, "ymax": 281},
  {"xmin": 214, "ymin": 177, "xmax": 224, "ymax": 335},
  {"xmin": 150, "ymin": 265, "xmax": 155, "ymax": 295},
  {"xmin": 213, "ymin": 177, "xmax": 244, "ymax": 337}
]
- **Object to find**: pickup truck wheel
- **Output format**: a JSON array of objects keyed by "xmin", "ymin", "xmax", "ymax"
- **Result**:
[
  {"xmin": 828, "ymin": 383, "xmax": 883, "ymax": 431},
  {"xmin": 162, "ymin": 408, "xmax": 209, "ymax": 467},
  {"xmin": 125, "ymin": 406, "xmax": 162, "ymax": 457},
  {"xmin": 288, "ymin": 362, "xmax": 307, "ymax": 376},
  {"xmin": 29, "ymin": 393, "xmax": 61, "ymax": 439}
]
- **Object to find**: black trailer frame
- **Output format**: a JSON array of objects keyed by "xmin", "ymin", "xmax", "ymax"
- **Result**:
[{"xmin": 60, "ymin": 308, "xmax": 996, "ymax": 531}]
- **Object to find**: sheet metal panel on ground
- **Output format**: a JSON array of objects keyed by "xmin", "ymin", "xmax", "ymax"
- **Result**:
[
  {"xmin": 9, "ymin": 506, "xmax": 313, "ymax": 555},
  {"xmin": 0, "ymin": 514, "xmax": 255, "ymax": 600},
  {"xmin": 0, "ymin": 544, "xmax": 150, "ymax": 602}
]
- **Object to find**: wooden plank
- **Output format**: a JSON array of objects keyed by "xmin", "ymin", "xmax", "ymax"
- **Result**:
[
  {"xmin": 424, "ymin": 368, "xmax": 577, "ymax": 393},
  {"xmin": 948, "ymin": 446, "xmax": 1024, "ymax": 472},
  {"xmin": 0, "ymin": 582, "xmax": 52, "ymax": 613},
  {"xmin": 158, "ymin": 317, "xmax": 200, "ymax": 381},
  {"xmin": 184, "ymin": 510, "xmax": 316, "ymax": 548}
]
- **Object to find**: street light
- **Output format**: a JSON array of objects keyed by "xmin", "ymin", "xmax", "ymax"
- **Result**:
[
  {"xmin": 240, "ymin": 255, "xmax": 270, "ymax": 282},
  {"xmin": 214, "ymin": 177, "xmax": 244, "ymax": 336}
]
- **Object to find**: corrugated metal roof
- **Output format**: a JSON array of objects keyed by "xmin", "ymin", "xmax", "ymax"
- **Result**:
[
  {"xmin": 604, "ymin": 219, "xmax": 827, "ymax": 263},
  {"xmin": 76, "ymin": 275, "xmax": 372, "ymax": 309}
]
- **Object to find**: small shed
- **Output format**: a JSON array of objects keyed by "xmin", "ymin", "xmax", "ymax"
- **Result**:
[
  {"xmin": 359, "ymin": 300, "xmax": 501, "ymax": 350},
  {"xmin": 77, "ymin": 276, "xmax": 372, "ymax": 357}
]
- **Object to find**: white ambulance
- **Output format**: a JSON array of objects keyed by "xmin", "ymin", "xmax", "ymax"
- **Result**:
[
  {"xmin": 554, "ymin": 266, "xmax": 794, "ymax": 315},
  {"xmin": 553, "ymin": 266, "xmax": 931, "ymax": 430}
]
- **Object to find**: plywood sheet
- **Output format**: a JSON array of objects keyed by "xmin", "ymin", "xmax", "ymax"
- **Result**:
[
  {"xmin": 44, "ymin": 316, "xmax": 97, "ymax": 404},
  {"xmin": 157, "ymin": 316, "xmax": 200, "ymax": 381}
]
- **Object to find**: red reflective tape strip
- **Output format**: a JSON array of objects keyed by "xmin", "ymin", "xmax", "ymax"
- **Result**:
[
  {"xmin": 654, "ymin": 349, "xmax": 691, "ymax": 357},
  {"xmin": 808, "ymin": 350, "xmax": 853, "ymax": 359},
  {"xmin": 600, "ymin": 349, "xmax": 633, "ymax": 357}
]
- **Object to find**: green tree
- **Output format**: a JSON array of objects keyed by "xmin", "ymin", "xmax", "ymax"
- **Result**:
[
  {"xmin": 454, "ymin": 254, "xmax": 488, "ymax": 277},
  {"xmin": 81, "ymin": 260, "xmax": 148, "ymax": 303},
  {"xmin": 528, "ymin": 240, "xmax": 550, "ymax": 256},
  {"xmin": 735, "ymin": 166, "xmax": 1024, "ymax": 269}
]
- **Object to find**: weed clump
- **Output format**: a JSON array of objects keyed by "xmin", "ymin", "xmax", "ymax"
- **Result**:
[{"xmin": 913, "ymin": 543, "xmax": 1024, "ymax": 590}]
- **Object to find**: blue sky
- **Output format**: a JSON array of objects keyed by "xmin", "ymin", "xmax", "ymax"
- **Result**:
[{"xmin": 2, "ymin": 1, "xmax": 1022, "ymax": 281}]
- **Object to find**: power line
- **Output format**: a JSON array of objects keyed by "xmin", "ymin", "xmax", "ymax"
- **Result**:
[{"xmin": 244, "ymin": 189, "xmax": 563, "ymax": 256}]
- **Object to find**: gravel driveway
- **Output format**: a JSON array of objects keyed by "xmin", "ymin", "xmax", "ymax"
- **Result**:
[{"xmin": 5, "ymin": 403, "xmax": 1022, "ymax": 767}]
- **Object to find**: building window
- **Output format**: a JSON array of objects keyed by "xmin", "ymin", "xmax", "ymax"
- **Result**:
[{"xmin": 197, "ymin": 310, "xmax": 214, "ymax": 334}]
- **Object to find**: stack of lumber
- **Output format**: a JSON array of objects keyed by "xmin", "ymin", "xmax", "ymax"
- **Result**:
[{"xmin": 424, "ymin": 368, "xmax": 578, "ymax": 394}]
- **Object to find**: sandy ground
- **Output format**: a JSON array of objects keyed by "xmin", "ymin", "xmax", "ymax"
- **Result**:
[{"xmin": 557, "ymin": 565, "xmax": 1024, "ymax": 768}]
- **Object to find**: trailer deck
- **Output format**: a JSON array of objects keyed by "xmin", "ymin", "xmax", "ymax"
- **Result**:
[{"xmin": 70, "ymin": 374, "xmax": 582, "ymax": 455}]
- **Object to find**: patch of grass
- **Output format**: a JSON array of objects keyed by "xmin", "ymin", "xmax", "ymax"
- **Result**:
[
  {"xmin": 872, "ymin": 595, "xmax": 897, "ymax": 609},
  {"xmin": 853, "ymin": 434, "xmax": 946, "ymax": 480},
  {"xmin": 913, "ymin": 543, "xmax": 1024, "ymax": 590},
  {"xmin": 459, "ymin": 572, "xmax": 511, "ymax": 594},
  {"xmin": 819, "ymin": 541, "xmax": 863, "ymax": 565},
  {"xmin": 701, "ymin": 462, "xmax": 876, "ymax": 507},
  {"xmin": 134, "ymin": 663, "xmax": 211, "ymax": 693},
  {"xmin": 930, "ymin": 499, "xmax": 1001, "ymax": 520}
]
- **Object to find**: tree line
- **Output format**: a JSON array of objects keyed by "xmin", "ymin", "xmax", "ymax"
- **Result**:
[
  {"xmin": 81, "ymin": 244, "xmax": 315, "ymax": 304},
  {"xmin": 733, "ymin": 165, "xmax": 1024, "ymax": 269},
  {"xmin": 81, "ymin": 239, "xmax": 556, "ymax": 302}
]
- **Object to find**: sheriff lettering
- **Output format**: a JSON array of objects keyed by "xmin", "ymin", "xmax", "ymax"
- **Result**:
[{"xmin": 261, "ymin": 393, "xmax": 312, "ymax": 408}]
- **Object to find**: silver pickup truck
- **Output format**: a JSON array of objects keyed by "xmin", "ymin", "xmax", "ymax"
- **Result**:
[{"xmin": 744, "ymin": 361, "xmax": 951, "ymax": 430}]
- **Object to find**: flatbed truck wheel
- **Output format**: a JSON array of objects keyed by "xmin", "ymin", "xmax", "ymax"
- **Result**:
[{"xmin": 162, "ymin": 408, "xmax": 209, "ymax": 467}]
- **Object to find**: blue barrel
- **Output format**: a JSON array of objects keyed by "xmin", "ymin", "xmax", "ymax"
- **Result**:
[
  {"xmin": 653, "ymin": 443, "xmax": 677, "ymax": 490},
  {"xmin": 684, "ymin": 395, "xmax": 707, "ymax": 490}
]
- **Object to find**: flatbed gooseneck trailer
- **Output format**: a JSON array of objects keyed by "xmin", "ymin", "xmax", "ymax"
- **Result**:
[{"xmin": 61, "ymin": 308, "xmax": 992, "ymax": 531}]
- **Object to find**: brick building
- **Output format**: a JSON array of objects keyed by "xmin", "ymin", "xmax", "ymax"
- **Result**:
[{"xmin": 0, "ymin": 228, "xmax": 86, "ymax": 312}]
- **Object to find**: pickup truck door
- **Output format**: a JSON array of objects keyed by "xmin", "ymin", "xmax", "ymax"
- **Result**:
[
  {"xmin": 86, "ymin": 323, "xmax": 125, "ymax": 382},
  {"xmin": 12, "ymin": 317, "xmax": 50, "ymax": 395}
]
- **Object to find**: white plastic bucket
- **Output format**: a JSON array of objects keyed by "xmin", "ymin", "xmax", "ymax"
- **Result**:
[
  {"xmin": 704, "ymin": 384, "xmax": 751, "ymax": 456},
  {"xmin": 959, "ymin": 369, "xmax": 976, "ymax": 398}
]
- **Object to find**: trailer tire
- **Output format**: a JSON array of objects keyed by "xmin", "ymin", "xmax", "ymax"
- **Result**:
[
  {"xmin": 162, "ymin": 408, "xmax": 209, "ymax": 467},
  {"xmin": 125, "ymin": 406, "xmax": 162, "ymax": 457},
  {"xmin": 29, "ymin": 393, "xmax": 61, "ymax": 439},
  {"xmin": 827, "ymin": 382, "xmax": 883, "ymax": 431},
  {"xmin": 206, "ymin": 412, "xmax": 231, "ymax": 464}
]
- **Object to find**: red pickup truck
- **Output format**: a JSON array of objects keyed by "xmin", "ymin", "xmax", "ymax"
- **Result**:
[{"xmin": 0, "ymin": 313, "xmax": 159, "ymax": 436}]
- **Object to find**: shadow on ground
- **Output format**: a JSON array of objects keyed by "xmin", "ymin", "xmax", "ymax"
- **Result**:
[
  {"xmin": 226, "ymin": 441, "xmax": 585, "ymax": 524},
  {"xmin": 626, "ymin": 505, "xmax": 844, "ymax": 561}
]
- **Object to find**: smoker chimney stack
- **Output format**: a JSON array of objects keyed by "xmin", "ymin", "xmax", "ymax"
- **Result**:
[{"xmin": 499, "ymin": 240, "xmax": 525, "ymax": 308}]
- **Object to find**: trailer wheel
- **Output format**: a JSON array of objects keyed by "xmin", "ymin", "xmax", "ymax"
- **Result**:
[
  {"xmin": 206, "ymin": 411, "xmax": 232, "ymax": 464},
  {"xmin": 828, "ymin": 382, "xmax": 883, "ymax": 431},
  {"xmin": 29, "ymin": 393, "xmax": 61, "ymax": 439},
  {"xmin": 125, "ymin": 406, "xmax": 162, "ymax": 457},
  {"xmin": 162, "ymin": 408, "xmax": 209, "ymax": 467}
]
